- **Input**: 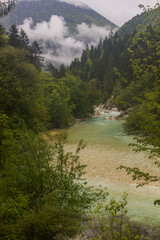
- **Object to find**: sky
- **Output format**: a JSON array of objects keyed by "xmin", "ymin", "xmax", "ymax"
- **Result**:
[{"xmin": 80, "ymin": 0, "xmax": 158, "ymax": 26}]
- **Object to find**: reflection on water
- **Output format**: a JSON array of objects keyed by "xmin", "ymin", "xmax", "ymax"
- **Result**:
[{"xmin": 51, "ymin": 115, "xmax": 160, "ymax": 225}]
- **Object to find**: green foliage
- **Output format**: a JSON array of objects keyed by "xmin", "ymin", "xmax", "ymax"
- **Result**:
[
  {"xmin": 0, "ymin": 132, "xmax": 107, "ymax": 240},
  {"xmin": 0, "ymin": 46, "xmax": 46, "ymax": 131},
  {"xmin": 70, "ymin": 27, "xmax": 134, "ymax": 102},
  {"xmin": 43, "ymin": 72, "xmax": 74, "ymax": 128},
  {"xmin": 88, "ymin": 194, "xmax": 142, "ymax": 240},
  {"xmin": 60, "ymin": 72, "xmax": 94, "ymax": 118},
  {"xmin": 119, "ymin": 4, "xmax": 160, "ymax": 35},
  {"xmin": 43, "ymin": 71, "xmax": 95, "ymax": 125},
  {"xmin": 69, "ymin": 4, "xmax": 160, "ymax": 107},
  {"xmin": 18, "ymin": 193, "xmax": 82, "ymax": 240},
  {"xmin": 116, "ymin": 5, "xmax": 160, "ymax": 207},
  {"xmin": 8, "ymin": 24, "xmax": 21, "ymax": 48},
  {"xmin": 2, "ymin": 132, "xmax": 89, "ymax": 207},
  {"xmin": 1, "ymin": 24, "xmax": 95, "ymax": 132},
  {"xmin": 124, "ymin": 12, "xmax": 160, "ymax": 137},
  {"xmin": 8, "ymin": 25, "xmax": 44, "ymax": 69},
  {"xmin": 118, "ymin": 165, "xmax": 159, "ymax": 187},
  {"xmin": 0, "ymin": 24, "xmax": 7, "ymax": 47},
  {"xmin": 29, "ymin": 40, "xmax": 44, "ymax": 70},
  {"xmin": 0, "ymin": 188, "xmax": 29, "ymax": 224}
]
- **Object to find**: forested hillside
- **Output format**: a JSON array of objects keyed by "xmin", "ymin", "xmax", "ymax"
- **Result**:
[
  {"xmin": 70, "ymin": 5, "xmax": 160, "ymax": 137},
  {"xmin": 118, "ymin": 4, "xmax": 159, "ymax": 35}
]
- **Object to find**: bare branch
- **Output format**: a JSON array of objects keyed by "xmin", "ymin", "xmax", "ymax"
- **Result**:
[{"xmin": 0, "ymin": 0, "xmax": 16, "ymax": 16}]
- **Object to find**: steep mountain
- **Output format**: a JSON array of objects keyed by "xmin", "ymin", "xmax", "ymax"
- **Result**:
[
  {"xmin": 0, "ymin": 0, "xmax": 118, "ymax": 31},
  {"xmin": 0, "ymin": 0, "xmax": 118, "ymax": 66},
  {"xmin": 118, "ymin": 6, "xmax": 159, "ymax": 35}
]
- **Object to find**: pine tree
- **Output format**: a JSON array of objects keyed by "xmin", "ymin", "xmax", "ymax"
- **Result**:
[
  {"xmin": 19, "ymin": 28, "xmax": 30, "ymax": 50},
  {"xmin": 46, "ymin": 63, "xmax": 59, "ymax": 78},
  {"xmin": 30, "ymin": 40, "xmax": 44, "ymax": 69},
  {"xmin": 8, "ymin": 24, "xmax": 21, "ymax": 48},
  {"xmin": 0, "ymin": 24, "xmax": 5, "ymax": 47},
  {"xmin": 58, "ymin": 64, "xmax": 66, "ymax": 78}
]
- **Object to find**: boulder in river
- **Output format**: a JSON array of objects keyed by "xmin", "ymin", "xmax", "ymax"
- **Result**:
[{"xmin": 116, "ymin": 108, "xmax": 132, "ymax": 120}]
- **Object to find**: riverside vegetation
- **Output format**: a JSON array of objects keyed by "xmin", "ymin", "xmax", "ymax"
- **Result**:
[
  {"xmin": 70, "ymin": 2, "xmax": 160, "ymax": 202},
  {"xmin": 0, "ymin": 18, "xmax": 102, "ymax": 240},
  {"xmin": 0, "ymin": 1, "xmax": 160, "ymax": 239}
]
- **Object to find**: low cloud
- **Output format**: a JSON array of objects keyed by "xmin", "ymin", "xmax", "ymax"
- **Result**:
[
  {"xmin": 18, "ymin": 15, "xmax": 111, "ymax": 66},
  {"xmin": 19, "ymin": 15, "xmax": 69, "ymax": 43},
  {"xmin": 76, "ymin": 23, "xmax": 111, "ymax": 44},
  {"xmin": 57, "ymin": 0, "xmax": 89, "ymax": 8}
]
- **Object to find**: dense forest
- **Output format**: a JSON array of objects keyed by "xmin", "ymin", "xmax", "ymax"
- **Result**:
[{"xmin": 0, "ymin": 1, "xmax": 160, "ymax": 240}]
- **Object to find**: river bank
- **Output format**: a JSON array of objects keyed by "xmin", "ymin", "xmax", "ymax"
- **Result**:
[
  {"xmin": 94, "ymin": 104, "xmax": 131, "ymax": 120},
  {"xmin": 50, "ymin": 113, "xmax": 160, "ymax": 226},
  {"xmin": 44, "ymin": 105, "xmax": 160, "ymax": 226}
]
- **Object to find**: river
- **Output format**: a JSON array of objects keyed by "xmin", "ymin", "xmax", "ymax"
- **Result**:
[{"xmin": 50, "ymin": 111, "xmax": 160, "ymax": 225}]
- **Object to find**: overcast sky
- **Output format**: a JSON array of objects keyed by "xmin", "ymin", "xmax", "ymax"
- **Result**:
[{"xmin": 80, "ymin": 0, "xmax": 158, "ymax": 26}]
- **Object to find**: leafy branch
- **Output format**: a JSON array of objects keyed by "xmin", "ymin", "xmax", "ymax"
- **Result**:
[{"xmin": 118, "ymin": 166, "xmax": 160, "ymax": 187}]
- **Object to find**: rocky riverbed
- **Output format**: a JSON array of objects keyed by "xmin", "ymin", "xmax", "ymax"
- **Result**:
[{"xmin": 94, "ymin": 104, "xmax": 131, "ymax": 120}]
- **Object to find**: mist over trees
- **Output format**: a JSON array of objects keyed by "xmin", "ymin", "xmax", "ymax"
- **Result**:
[
  {"xmin": 0, "ymin": 0, "xmax": 16, "ymax": 16},
  {"xmin": 1, "ymin": 0, "xmax": 118, "ymax": 66}
]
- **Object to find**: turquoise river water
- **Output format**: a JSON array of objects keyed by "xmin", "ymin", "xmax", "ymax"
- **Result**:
[{"xmin": 50, "ymin": 112, "xmax": 160, "ymax": 225}]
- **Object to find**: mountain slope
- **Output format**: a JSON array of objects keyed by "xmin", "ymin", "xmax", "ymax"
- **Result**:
[
  {"xmin": 69, "ymin": 6, "xmax": 160, "ymax": 100},
  {"xmin": 0, "ymin": 0, "xmax": 118, "ymax": 66},
  {"xmin": 0, "ymin": 0, "xmax": 118, "ymax": 31},
  {"xmin": 0, "ymin": 0, "xmax": 119, "ymax": 66},
  {"xmin": 118, "ymin": 6, "xmax": 160, "ymax": 35}
]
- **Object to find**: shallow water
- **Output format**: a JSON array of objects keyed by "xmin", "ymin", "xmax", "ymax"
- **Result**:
[{"xmin": 50, "ymin": 114, "xmax": 160, "ymax": 225}]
